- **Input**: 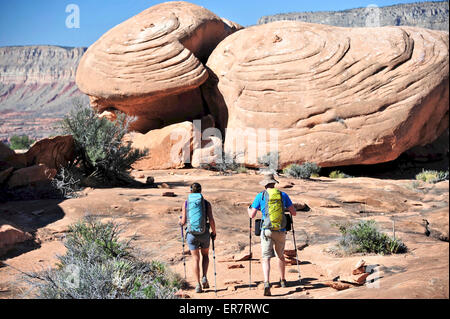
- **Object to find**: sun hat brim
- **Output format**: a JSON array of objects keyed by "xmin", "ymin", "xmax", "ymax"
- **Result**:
[{"xmin": 259, "ymin": 178, "xmax": 279, "ymax": 186}]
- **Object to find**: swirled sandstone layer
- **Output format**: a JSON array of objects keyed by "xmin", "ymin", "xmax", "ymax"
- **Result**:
[
  {"xmin": 204, "ymin": 21, "xmax": 449, "ymax": 168},
  {"xmin": 76, "ymin": 1, "xmax": 241, "ymax": 133}
]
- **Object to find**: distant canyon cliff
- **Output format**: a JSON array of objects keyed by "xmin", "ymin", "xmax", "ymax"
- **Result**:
[
  {"xmin": 0, "ymin": 46, "xmax": 89, "ymax": 140},
  {"xmin": 0, "ymin": 46, "xmax": 88, "ymax": 116},
  {"xmin": 258, "ymin": 1, "xmax": 449, "ymax": 31}
]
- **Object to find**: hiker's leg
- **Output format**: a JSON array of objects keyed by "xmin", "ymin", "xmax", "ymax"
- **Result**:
[
  {"xmin": 200, "ymin": 248, "xmax": 210, "ymax": 278},
  {"xmin": 261, "ymin": 229, "xmax": 275, "ymax": 284},
  {"xmin": 273, "ymin": 232, "xmax": 287, "ymax": 281},
  {"xmin": 277, "ymin": 256, "xmax": 286, "ymax": 281},
  {"xmin": 191, "ymin": 249, "xmax": 201, "ymax": 284},
  {"xmin": 262, "ymin": 257, "xmax": 271, "ymax": 283}
]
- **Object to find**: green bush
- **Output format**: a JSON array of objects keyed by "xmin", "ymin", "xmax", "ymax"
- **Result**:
[
  {"xmin": 9, "ymin": 134, "xmax": 35, "ymax": 150},
  {"xmin": 329, "ymin": 170, "xmax": 352, "ymax": 179},
  {"xmin": 415, "ymin": 170, "xmax": 449, "ymax": 184},
  {"xmin": 25, "ymin": 216, "xmax": 182, "ymax": 299},
  {"xmin": 59, "ymin": 103, "xmax": 147, "ymax": 186},
  {"xmin": 283, "ymin": 162, "xmax": 321, "ymax": 179},
  {"xmin": 337, "ymin": 220, "xmax": 407, "ymax": 255}
]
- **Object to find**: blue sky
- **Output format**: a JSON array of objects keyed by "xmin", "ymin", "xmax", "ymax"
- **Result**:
[{"xmin": 0, "ymin": 0, "xmax": 433, "ymax": 47}]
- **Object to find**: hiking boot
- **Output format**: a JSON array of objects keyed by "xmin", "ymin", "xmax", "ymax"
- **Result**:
[
  {"xmin": 263, "ymin": 282, "xmax": 271, "ymax": 296},
  {"xmin": 195, "ymin": 283, "xmax": 203, "ymax": 293},
  {"xmin": 280, "ymin": 279, "xmax": 287, "ymax": 288},
  {"xmin": 201, "ymin": 276, "xmax": 209, "ymax": 289}
]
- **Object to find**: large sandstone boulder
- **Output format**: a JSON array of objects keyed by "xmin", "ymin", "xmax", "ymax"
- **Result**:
[
  {"xmin": 126, "ymin": 121, "xmax": 194, "ymax": 170},
  {"xmin": 204, "ymin": 21, "xmax": 449, "ymax": 168},
  {"xmin": 7, "ymin": 164, "xmax": 57, "ymax": 188},
  {"xmin": 76, "ymin": 1, "xmax": 242, "ymax": 133},
  {"xmin": 24, "ymin": 135, "xmax": 74, "ymax": 170},
  {"xmin": 0, "ymin": 142, "xmax": 27, "ymax": 170}
]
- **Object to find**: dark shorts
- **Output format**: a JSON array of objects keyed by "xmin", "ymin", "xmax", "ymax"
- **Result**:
[{"xmin": 186, "ymin": 232, "xmax": 211, "ymax": 250}]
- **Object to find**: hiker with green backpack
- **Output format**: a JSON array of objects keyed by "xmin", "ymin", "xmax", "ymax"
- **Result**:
[
  {"xmin": 179, "ymin": 182, "xmax": 217, "ymax": 293},
  {"xmin": 247, "ymin": 173, "xmax": 297, "ymax": 296}
]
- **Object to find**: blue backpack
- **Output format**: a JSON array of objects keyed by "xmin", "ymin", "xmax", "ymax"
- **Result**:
[{"xmin": 186, "ymin": 193, "xmax": 207, "ymax": 235}]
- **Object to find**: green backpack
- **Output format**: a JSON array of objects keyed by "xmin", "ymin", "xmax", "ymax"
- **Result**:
[{"xmin": 262, "ymin": 188, "xmax": 287, "ymax": 231}]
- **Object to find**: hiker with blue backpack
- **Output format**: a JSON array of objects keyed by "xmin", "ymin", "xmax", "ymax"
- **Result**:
[
  {"xmin": 179, "ymin": 182, "xmax": 217, "ymax": 293},
  {"xmin": 247, "ymin": 173, "xmax": 297, "ymax": 296}
]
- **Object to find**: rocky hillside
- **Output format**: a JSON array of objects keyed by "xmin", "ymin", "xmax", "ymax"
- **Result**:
[
  {"xmin": 0, "ymin": 46, "xmax": 88, "ymax": 140},
  {"xmin": 258, "ymin": 1, "xmax": 449, "ymax": 31}
]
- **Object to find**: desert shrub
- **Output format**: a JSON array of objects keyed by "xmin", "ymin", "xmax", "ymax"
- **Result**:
[
  {"xmin": 200, "ymin": 152, "xmax": 244, "ymax": 174},
  {"xmin": 25, "ymin": 216, "xmax": 182, "ymax": 299},
  {"xmin": 51, "ymin": 167, "xmax": 82, "ymax": 199},
  {"xmin": 257, "ymin": 152, "xmax": 279, "ymax": 171},
  {"xmin": 329, "ymin": 170, "xmax": 352, "ymax": 179},
  {"xmin": 415, "ymin": 170, "xmax": 449, "ymax": 184},
  {"xmin": 9, "ymin": 134, "xmax": 35, "ymax": 150},
  {"xmin": 336, "ymin": 220, "xmax": 407, "ymax": 255},
  {"xmin": 236, "ymin": 166, "xmax": 248, "ymax": 174},
  {"xmin": 59, "ymin": 103, "xmax": 147, "ymax": 186},
  {"xmin": 283, "ymin": 162, "xmax": 321, "ymax": 179}
]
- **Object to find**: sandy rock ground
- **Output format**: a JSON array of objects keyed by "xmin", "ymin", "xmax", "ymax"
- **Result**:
[{"xmin": 0, "ymin": 169, "xmax": 448, "ymax": 299}]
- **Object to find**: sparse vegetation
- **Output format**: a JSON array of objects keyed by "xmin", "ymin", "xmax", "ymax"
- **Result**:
[
  {"xmin": 200, "ymin": 152, "xmax": 245, "ymax": 175},
  {"xmin": 51, "ymin": 167, "xmax": 82, "ymax": 199},
  {"xmin": 335, "ymin": 220, "xmax": 407, "ymax": 255},
  {"xmin": 283, "ymin": 162, "xmax": 321, "ymax": 179},
  {"xmin": 258, "ymin": 152, "xmax": 279, "ymax": 171},
  {"xmin": 25, "ymin": 217, "xmax": 182, "ymax": 299},
  {"xmin": 58, "ymin": 102, "xmax": 147, "ymax": 187},
  {"xmin": 329, "ymin": 170, "xmax": 352, "ymax": 179},
  {"xmin": 415, "ymin": 170, "xmax": 449, "ymax": 184},
  {"xmin": 9, "ymin": 134, "xmax": 35, "ymax": 150}
]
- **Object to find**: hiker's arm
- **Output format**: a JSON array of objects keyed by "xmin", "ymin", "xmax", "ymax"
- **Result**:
[
  {"xmin": 287, "ymin": 205, "xmax": 297, "ymax": 217},
  {"xmin": 207, "ymin": 202, "xmax": 216, "ymax": 235},
  {"xmin": 248, "ymin": 207, "xmax": 258, "ymax": 219},
  {"xmin": 179, "ymin": 203, "xmax": 186, "ymax": 225}
]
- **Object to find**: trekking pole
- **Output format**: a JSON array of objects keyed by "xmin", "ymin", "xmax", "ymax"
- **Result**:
[
  {"xmin": 211, "ymin": 236, "xmax": 217, "ymax": 296},
  {"xmin": 290, "ymin": 214, "xmax": 301, "ymax": 284},
  {"xmin": 249, "ymin": 217, "xmax": 252, "ymax": 290},
  {"xmin": 180, "ymin": 216, "xmax": 186, "ymax": 280}
]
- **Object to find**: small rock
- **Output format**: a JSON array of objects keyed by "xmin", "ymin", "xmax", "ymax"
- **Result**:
[
  {"xmin": 224, "ymin": 280, "xmax": 242, "ymax": 285},
  {"xmin": 227, "ymin": 264, "xmax": 244, "ymax": 269},
  {"xmin": 354, "ymin": 259, "xmax": 366, "ymax": 269},
  {"xmin": 174, "ymin": 289, "xmax": 190, "ymax": 299},
  {"xmin": 340, "ymin": 273, "xmax": 370, "ymax": 286},
  {"xmin": 161, "ymin": 182, "xmax": 171, "ymax": 189},
  {"xmin": 162, "ymin": 192, "xmax": 176, "ymax": 197},
  {"xmin": 284, "ymin": 249, "xmax": 296, "ymax": 258},
  {"xmin": 325, "ymin": 281, "xmax": 352, "ymax": 291},
  {"xmin": 129, "ymin": 198, "xmax": 140, "ymax": 202},
  {"xmin": 285, "ymin": 258, "xmax": 300, "ymax": 265},
  {"xmin": 227, "ymin": 285, "xmax": 237, "ymax": 291},
  {"xmin": 234, "ymin": 252, "xmax": 252, "ymax": 261},
  {"xmin": 0, "ymin": 225, "xmax": 33, "ymax": 254},
  {"xmin": 146, "ymin": 176, "xmax": 155, "ymax": 184}
]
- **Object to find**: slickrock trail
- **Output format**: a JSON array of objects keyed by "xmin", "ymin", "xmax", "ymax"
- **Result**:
[{"xmin": 1, "ymin": 169, "xmax": 448, "ymax": 299}]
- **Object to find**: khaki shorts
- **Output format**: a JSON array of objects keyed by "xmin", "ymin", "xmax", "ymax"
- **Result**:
[{"xmin": 261, "ymin": 229, "xmax": 286, "ymax": 259}]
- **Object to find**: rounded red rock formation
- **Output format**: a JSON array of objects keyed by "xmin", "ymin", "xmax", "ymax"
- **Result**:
[
  {"xmin": 76, "ymin": 1, "xmax": 242, "ymax": 133},
  {"xmin": 204, "ymin": 21, "xmax": 449, "ymax": 168}
]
